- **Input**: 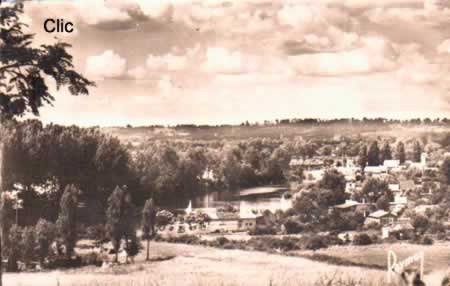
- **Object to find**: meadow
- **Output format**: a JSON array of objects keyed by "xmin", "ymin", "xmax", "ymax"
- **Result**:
[
  {"xmin": 4, "ymin": 242, "xmax": 387, "ymax": 286},
  {"xmin": 4, "ymin": 242, "xmax": 450, "ymax": 286},
  {"xmin": 296, "ymin": 242, "xmax": 450, "ymax": 272}
]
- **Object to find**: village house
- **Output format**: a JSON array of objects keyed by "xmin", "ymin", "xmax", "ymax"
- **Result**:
[
  {"xmin": 289, "ymin": 157, "xmax": 325, "ymax": 170},
  {"xmin": 388, "ymin": 183, "xmax": 400, "ymax": 193},
  {"xmin": 201, "ymin": 207, "xmax": 262, "ymax": 233},
  {"xmin": 382, "ymin": 222, "xmax": 414, "ymax": 240},
  {"xmin": 383, "ymin": 160, "xmax": 400, "ymax": 168},
  {"xmin": 413, "ymin": 204, "xmax": 439, "ymax": 216},
  {"xmin": 162, "ymin": 207, "xmax": 263, "ymax": 235},
  {"xmin": 334, "ymin": 199, "xmax": 374, "ymax": 216},
  {"xmin": 399, "ymin": 180, "xmax": 416, "ymax": 193},
  {"xmin": 364, "ymin": 210, "xmax": 397, "ymax": 226}
]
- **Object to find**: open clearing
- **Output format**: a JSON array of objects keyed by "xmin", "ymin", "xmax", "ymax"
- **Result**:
[{"xmin": 4, "ymin": 242, "xmax": 450, "ymax": 286}]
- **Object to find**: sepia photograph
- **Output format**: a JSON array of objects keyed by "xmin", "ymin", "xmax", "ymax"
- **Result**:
[{"xmin": 0, "ymin": 0, "xmax": 450, "ymax": 285}]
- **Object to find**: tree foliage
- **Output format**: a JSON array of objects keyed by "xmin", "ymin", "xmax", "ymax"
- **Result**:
[
  {"xmin": 367, "ymin": 141, "xmax": 380, "ymax": 166},
  {"xmin": 56, "ymin": 185, "xmax": 79, "ymax": 258},
  {"xmin": 1, "ymin": 120, "xmax": 133, "ymax": 224},
  {"xmin": 35, "ymin": 219, "xmax": 56, "ymax": 265},
  {"xmin": 0, "ymin": 3, "xmax": 94, "ymax": 118},
  {"xmin": 106, "ymin": 186, "xmax": 136, "ymax": 263},
  {"xmin": 396, "ymin": 141, "xmax": 406, "ymax": 164},
  {"xmin": 380, "ymin": 141, "xmax": 392, "ymax": 163}
]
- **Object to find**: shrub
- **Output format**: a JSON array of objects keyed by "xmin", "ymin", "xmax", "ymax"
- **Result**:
[
  {"xmin": 270, "ymin": 237, "xmax": 301, "ymax": 251},
  {"xmin": 353, "ymin": 233, "xmax": 372, "ymax": 246},
  {"xmin": 80, "ymin": 252, "xmax": 104, "ymax": 267},
  {"xmin": 46, "ymin": 256, "xmax": 82, "ymax": 269},
  {"xmin": 166, "ymin": 234, "xmax": 200, "ymax": 245},
  {"xmin": 421, "ymin": 235, "xmax": 434, "ymax": 245},
  {"xmin": 85, "ymin": 224, "xmax": 107, "ymax": 242},
  {"xmin": 305, "ymin": 235, "xmax": 328, "ymax": 250},
  {"xmin": 248, "ymin": 225, "xmax": 277, "ymax": 235},
  {"xmin": 283, "ymin": 219, "xmax": 304, "ymax": 234},
  {"xmin": 216, "ymin": 236, "xmax": 229, "ymax": 246}
]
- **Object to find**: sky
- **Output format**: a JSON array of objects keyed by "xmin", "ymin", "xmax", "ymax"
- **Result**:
[{"xmin": 16, "ymin": 0, "xmax": 450, "ymax": 126}]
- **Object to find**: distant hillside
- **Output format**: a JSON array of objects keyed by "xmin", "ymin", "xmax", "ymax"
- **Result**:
[{"xmin": 101, "ymin": 122, "xmax": 450, "ymax": 145}]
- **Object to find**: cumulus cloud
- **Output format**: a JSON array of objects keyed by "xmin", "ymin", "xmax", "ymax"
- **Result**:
[
  {"xmin": 146, "ymin": 53, "xmax": 188, "ymax": 72},
  {"xmin": 437, "ymin": 39, "xmax": 450, "ymax": 54},
  {"xmin": 288, "ymin": 37, "xmax": 397, "ymax": 76},
  {"xmin": 127, "ymin": 66, "xmax": 147, "ymax": 80},
  {"xmin": 85, "ymin": 50, "xmax": 127, "ymax": 80},
  {"xmin": 202, "ymin": 47, "xmax": 261, "ymax": 74}
]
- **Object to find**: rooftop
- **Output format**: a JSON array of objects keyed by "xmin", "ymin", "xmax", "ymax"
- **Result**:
[{"xmin": 238, "ymin": 186, "xmax": 288, "ymax": 197}]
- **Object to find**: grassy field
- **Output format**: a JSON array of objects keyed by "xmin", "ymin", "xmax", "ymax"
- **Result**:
[
  {"xmin": 4, "ymin": 242, "xmax": 450, "ymax": 286},
  {"xmin": 4, "ymin": 242, "xmax": 388, "ymax": 286},
  {"xmin": 295, "ymin": 242, "xmax": 450, "ymax": 272}
]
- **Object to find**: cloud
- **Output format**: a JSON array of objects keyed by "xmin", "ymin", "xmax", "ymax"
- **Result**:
[
  {"xmin": 85, "ymin": 50, "xmax": 127, "ymax": 80},
  {"xmin": 127, "ymin": 66, "xmax": 147, "ymax": 80},
  {"xmin": 437, "ymin": 39, "xmax": 450, "ymax": 54},
  {"xmin": 146, "ymin": 53, "xmax": 188, "ymax": 72},
  {"xmin": 288, "ymin": 37, "xmax": 397, "ymax": 76},
  {"xmin": 203, "ymin": 47, "xmax": 260, "ymax": 74}
]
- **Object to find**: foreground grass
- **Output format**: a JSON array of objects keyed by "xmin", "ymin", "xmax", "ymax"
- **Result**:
[
  {"xmin": 294, "ymin": 242, "xmax": 450, "ymax": 272},
  {"xmin": 4, "ymin": 242, "xmax": 387, "ymax": 286}
]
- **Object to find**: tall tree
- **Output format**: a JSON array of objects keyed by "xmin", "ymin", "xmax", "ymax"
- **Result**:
[
  {"xmin": 0, "ymin": 194, "xmax": 14, "ymax": 266},
  {"xmin": 357, "ymin": 145, "xmax": 368, "ymax": 171},
  {"xmin": 106, "ymin": 186, "xmax": 136, "ymax": 263},
  {"xmin": 367, "ymin": 141, "xmax": 380, "ymax": 166},
  {"xmin": 412, "ymin": 141, "xmax": 422, "ymax": 162},
  {"xmin": 0, "ymin": 3, "xmax": 93, "ymax": 284},
  {"xmin": 396, "ymin": 141, "xmax": 406, "ymax": 164},
  {"xmin": 142, "ymin": 198, "xmax": 157, "ymax": 261},
  {"xmin": 21, "ymin": 226, "xmax": 37, "ymax": 266},
  {"xmin": 56, "ymin": 185, "xmax": 79, "ymax": 258},
  {"xmin": 440, "ymin": 158, "xmax": 450, "ymax": 185},
  {"xmin": 6, "ymin": 225, "xmax": 21, "ymax": 272},
  {"xmin": 380, "ymin": 141, "xmax": 392, "ymax": 163},
  {"xmin": 35, "ymin": 219, "xmax": 56, "ymax": 266}
]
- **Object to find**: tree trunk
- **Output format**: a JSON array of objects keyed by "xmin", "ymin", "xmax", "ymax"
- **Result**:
[
  {"xmin": 124, "ymin": 236, "xmax": 129, "ymax": 264},
  {"xmin": 146, "ymin": 239, "xmax": 150, "ymax": 261}
]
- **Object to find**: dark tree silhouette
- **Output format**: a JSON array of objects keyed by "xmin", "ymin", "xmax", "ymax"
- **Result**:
[
  {"xmin": 56, "ymin": 185, "xmax": 79, "ymax": 258},
  {"xmin": 380, "ymin": 141, "xmax": 392, "ymax": 163},
  {"xmin": 396, "ymin": 141, "xmax": 406, "ymax": 164},
  {"xmin": 106, "ymin": 186, "xmax": 136, "ymax": 263},
  {"xmin": 142, "ymin": 198, "xmax": 157, "ymax": 261},
  {"xmin": 358, "ymin": 145, "xmax": 368, "ymax": 171},
  {"xmin": 367, "ymin": 141, "xmax": 380, "ymax": 166}
]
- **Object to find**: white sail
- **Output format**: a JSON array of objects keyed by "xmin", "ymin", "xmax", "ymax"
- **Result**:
[{"xmin": 185, "ymin": 200, "xmax": 193, "ymax": 214}]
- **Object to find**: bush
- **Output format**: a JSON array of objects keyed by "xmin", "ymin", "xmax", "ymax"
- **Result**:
[
  {"xmin": 353, "ymin": 233, "xmax": 372, "ymax": 246},
  {"xmin": 305, "ymin": 235, "xmax": 328, "ymax": 250},
  {"xmin": 46, "ymin": 256, "xmax": 82, "ymax": 269},
  {"xmin": 421, "ymin": 235, "xmax": 434, "ymax": 245},
  {"xmin": 165, "ymin": 234, "xmax": 200, "ymax": 245},
  {"xmin": 80, "ymin": 252, "xmax": 104, "ymax": 267},
  {"xmin": 85, "ymin": 224, "xmax": 107, "ymax": 242},
  {"xmin": 216, "ymin": 236, "xmax": 229, "ymax": 246},
  {"xmin": 271, "ymin": 237, "xmax": 301, "ymax": 251},
  {"xmin": 283, "ymin": 219, "xmax": 304, "ymax": 234},
  {"xmin": 248, "ymin": 225, "xmax": 277, "ymax": 235}
]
